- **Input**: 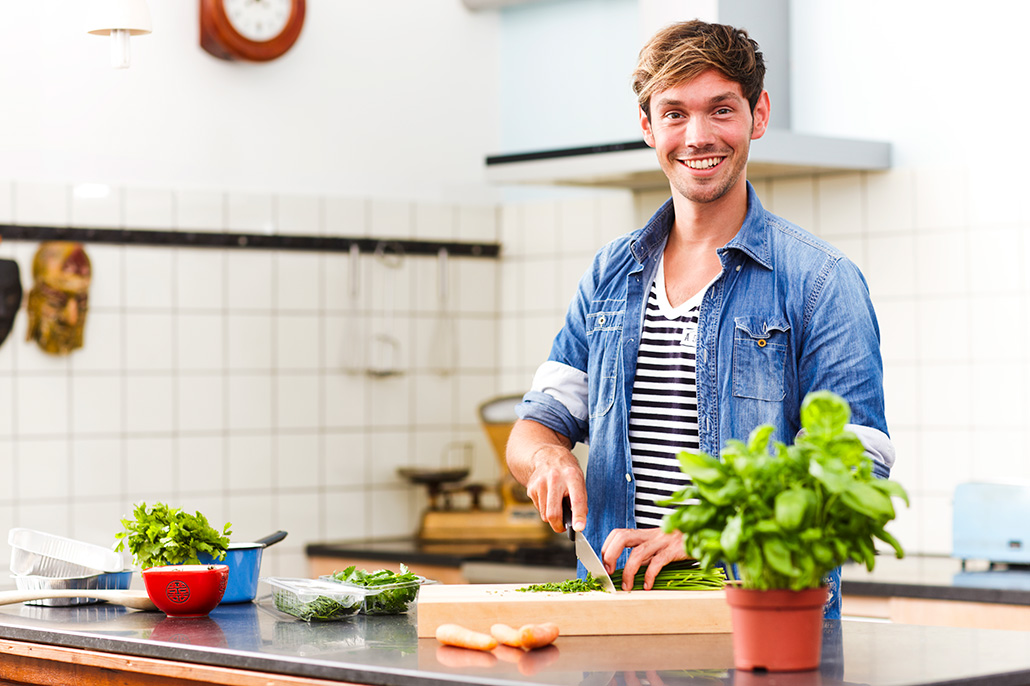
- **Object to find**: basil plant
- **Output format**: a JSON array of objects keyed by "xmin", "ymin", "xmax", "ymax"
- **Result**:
[{"xmin": 662, "ymin": 391, "xmax": 909, "ymax": 591}]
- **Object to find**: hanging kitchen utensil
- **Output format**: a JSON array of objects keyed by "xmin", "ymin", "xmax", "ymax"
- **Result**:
[
  {"xmin": 0, "ymin": 259, "xmax": 22, "ymax": 348},
  {"xmin": 367, "ymin": 241, "xmax": 404, "ymax": 377},
  {"xmin": 340, "ymin": 243, "xmax": 365, "ymax": 374},
  {"xmin": 427, "ymin": 248, "xmax": 457, "ymax": 376}
]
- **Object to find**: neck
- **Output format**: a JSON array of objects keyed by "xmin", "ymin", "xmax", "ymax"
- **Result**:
[{"xmin": 669, "ymin": 180, "xmax": 750, "ymax": 248}]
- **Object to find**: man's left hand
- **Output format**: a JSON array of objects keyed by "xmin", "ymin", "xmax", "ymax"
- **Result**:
[{"xmin": 600, "ymin": 528, "xmax": 688, "ymax": 591}]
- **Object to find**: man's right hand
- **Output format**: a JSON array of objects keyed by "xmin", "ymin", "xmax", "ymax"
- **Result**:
[{"xmin": 506, "ymin": 419, "xmax": 587, "ymax": 534}]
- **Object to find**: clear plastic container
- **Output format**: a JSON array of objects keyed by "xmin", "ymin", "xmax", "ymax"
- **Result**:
[
  {"xmin": 8, "ymin": 528, "xmax": 125, "ymax": 577},
  {"xmin": 263, "ymin": 577, "xmax": 367, "ymax": 622},
  {"xmin": 318, "ymin": 574, "xmax": 424, "ymax": 615},
  {"xmin": 12, "ymin": 570, "xmax": 133, "ymax": 607}
]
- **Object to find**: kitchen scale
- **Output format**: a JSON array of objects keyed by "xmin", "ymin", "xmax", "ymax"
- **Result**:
[{"xmin": 398, "ymin": 394, "xmax": 553, "ymax": 542}]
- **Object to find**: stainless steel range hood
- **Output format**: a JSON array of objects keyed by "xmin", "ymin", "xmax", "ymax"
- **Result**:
[{"xmin": 474, "ymin": 0, "xmax": 891, "ymax": 189}]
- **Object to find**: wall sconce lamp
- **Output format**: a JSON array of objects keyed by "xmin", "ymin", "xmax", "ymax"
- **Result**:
[{"xmin": 88, "ymin": 0, "xmax": 153, "ymax": 69}]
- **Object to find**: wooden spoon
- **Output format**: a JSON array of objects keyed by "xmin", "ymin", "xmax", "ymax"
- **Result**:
[{"xmin": 0, "ymin": 589, "xmax": 157, "ymax": 611}]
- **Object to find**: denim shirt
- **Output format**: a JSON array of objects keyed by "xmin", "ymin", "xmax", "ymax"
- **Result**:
[{"xmin": 516, "ymin": 184, "xmax": 893, "ymax": 617}]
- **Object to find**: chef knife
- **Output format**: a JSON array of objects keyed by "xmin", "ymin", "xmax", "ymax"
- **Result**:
[{"xmin": 562, "ymin": 497, "xmax": 617, "ymax": 593}]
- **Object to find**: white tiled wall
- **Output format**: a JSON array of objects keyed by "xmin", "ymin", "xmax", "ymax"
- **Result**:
[{"xmin": 0, "ymin": 182, "xmax": 502, "ymax": 581}]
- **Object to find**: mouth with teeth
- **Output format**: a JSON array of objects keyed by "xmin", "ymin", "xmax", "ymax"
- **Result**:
[{"xmin": 681, "ymin": 156, "xmax": 726, "ymax": 170}]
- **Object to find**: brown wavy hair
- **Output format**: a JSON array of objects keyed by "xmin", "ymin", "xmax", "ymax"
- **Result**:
[{"xmin": 632, "ymin": 20, "xmax": 766, "ymax": 120}]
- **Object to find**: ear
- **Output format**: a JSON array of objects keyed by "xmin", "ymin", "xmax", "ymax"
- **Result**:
[
  {"xmin": 639, "ymin": 106, "xmax": 656, "ymax": 148},
  {"xmin": 751, "ymin": 90, "xmax": 771, "ymax": 140}
]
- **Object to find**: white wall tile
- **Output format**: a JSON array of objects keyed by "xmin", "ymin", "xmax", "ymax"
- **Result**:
[
  {"xmin": 883, "ymin": 363, "xmax": 918, "ymax": 428},
  {"xmin": 276, "ymin": 194, "xmax": 320, "ymax": 236},
  {"xmin": 16, "ymin": 438, "xmax": 69, "ymax": 500},
  {"xmin": 226, "ymin": 252, "xmax": 274, "ymax": 310},
  {"xmin": 498, "ymin": 204, "xmax": 525, "ymax": 256},
  {"xmin": 865, "ymin": 234, "xmax": 916, "ymax": 298},
  {"xmin": 919, "ymin": 428, "xmax": 972, "ymax": 493},
  {"xmin": 413, "ymin": 374, "xmax": 455, "ymax": 426},
  {"xmin": 967, "ymin": 226, "xmax": 1020, "ymax": 294},
  {"xmin": 71, "ymin": 376, "xmax": 122, "ymax": 435},
  {"xmin": 275, "ymin": 314, "xmax": 320, "ymax": 370},
  {"xmin": 323, "ymin": 433, "xmax": 366, "ymax": 487},
  {"xmin": 124, "ymin": 188, "xmax": 174, "ymax": 230},
  {"xmin": 275, "ymin": 492, "xmax": 322, "ymax": 550},
  {"xmin": 521, "ymin": 201, "xmax": 558, "ymax": 256},
  {"xmin": 969, "ymin": 295, "xmax": 1022, "ymax": 364},
  {"xmin": 275, "ymin": 433, "xmax": 320, "ymax": 489},
  {"xmin": 914, "ymin": 231, "xmax": 967, "ymax": 297},
  {"xmin": 918, "ymin": 361, "xmax": 971, "ymax": 427},
  {"xmin": 914, "ymin": 297, "xmax": 969, "ymax": 363},
  {"xmin": 970, "ymin": 428, "xmax": 1030, "ymax": 483},
  {"xmin": 967, "ymin": 162, "xmax": 1021, "ymax": 228},
  {"xmin": 15, "ymin": 181, "xmax": 68, "ymax": 226},
  {"xmin": 368, "ymin": 431, "xmax": 412, "ymax": 487},
  {"xmin": 125, "ymin": 375, "xmax": 174, "ymax": 433},
  {"xmin": 367, "ymin": 375, "xmax": 412, "ymax": 428},
  {"xmin": 227, "ymin": 192, "xmax": 275, "ymax": 233},
  {"xmin": 71, "ymin": 184, "xmax": 121, "ymax": 228},
  {"xmin": 0, "ymin": 180, "xmax": 12, "ymax": 223},
  {"xmin": 16, "ymin": 502, "xmax": 70, "ymax": 539},
  {"xmin": 276, "ymin": 374, "xmax": 319, "ymax": 430},
  {"xmin": 368, "ymin": 486, "xmax": 418, "ymax": 538},
  {"xmin": 17, "ymin": 375, "xmax": 68, "ymax": 437},
  {"xmin": 175, "ymin": 189, "xmax": 225, "ymax": 232},
  {"xmin": 456, "ymin": 257, "xmax": 498, "ymax": 316},
  {"xmin": 913, "ymin": 166, "xmax": 967, "ymax": 231},
  {"xmin": 125, "ymin": 313, "xmax": 173, "ymax": 371},
  {"xmin": 557, "ymin": 196, "xmax": 599, "ymax": 254},
  {"xmin": 0, "ymin": 382, "xmax": 12, "ymax": 438},
  {"xmin": 873, "ymin": 299, "xmax": 917, "ymax": 363},
  {"xmin": 322, "ymin": 372, "xmax": 366, "ymax": 429},
  {"xmin": 276, "ymin": 253, "xmax": 321, "ymax": 311},
  {"xmin": 176, "ymin": 249, "xmax": 225, "ymax": 310},
  {"xmin": 227, "ymin": 314, "xmax": 272, "ymax": 370},
  {"xmin": 918, "ymin": 494, "xmax": 953, "ymax": 555},
  {"xmin": 768, "ymin": 177, "xmax": 816, "ymax": 233},
  {"xmin": 369, "ymin": 199, "xmax": 412, "ymax": 239},
  {"xmin": 323, "ymin": 487, "xmax": 368, "ymax": 540},
  {"xmin": 816, "ymin": 173, "xmax": 863, "ymax": 237},
  {"xmin": 970, "ymin": 362, "xmax": 1023, "ymax": 429},
  {"xmin": 81, "ymin": 244, "xmax": 123, "ymax": 310},
  {"xmin": 177, "ymin": 314, "xmax": 224, "ymax": 371},
  {"xmin": 124, "ymin": 248, "xmax": 174, "ymax": 309},
  {"xmin": 72, "ymin": 310, "xmax": 122, "ymax": 372},
  {"xmin": 866, "ymin": 169, "xmax": 914, "ymax": 234},
  {"xmin": 597, "ymin": 190, "xmax": 637, "ymax": 242},
  {"xmin": 72, "ymin": 438, "xmax": 123, "ymax": 498},
  {"xmin": 325, "ymin": 196, "xmax": 367, "ymax": 237},
  {"xmin": 178, "ymin": 375, "xmax": 224, "ymax": 432},
  {"xmin": 227, "ymin": 374, "xmax": 272, "ymax": 431},
  {"xmin": 521, "ymin": 256, "xmax": 560, "ymax": 315},
  {"xmin": 412, "ymin": 253, "xmax": 453, "ymax": 314},
  {"xmin": 227, "ymin": 435, "xmax": 273, "ymax": 490},
  {"xmin": 457, "ymin": 205, "xmax": 498, "ymax": 242},
  {"xmin": 456, "ymin": 317, "xmax": 496, "ymax": 371},
  {"xmin": 178, "ymin": 436, "xmax": 226, "ymax": 494},
  {"xmin": 414, "ymin": 202, "xmax": 454, "ymax": 241}
]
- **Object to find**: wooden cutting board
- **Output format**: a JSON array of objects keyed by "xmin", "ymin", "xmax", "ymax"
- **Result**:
[{"xmin": 416, "ymin": 583, "xmax": 731, "ymax": 637}]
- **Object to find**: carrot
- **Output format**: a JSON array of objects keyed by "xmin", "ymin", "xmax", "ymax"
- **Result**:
[
  {"xmin": 518, "ymin": 622, "xmax": 560, "ymax": 650},
  {"xmin": 490, "ymin": 623, "xmax": 523, "ymax": 648},
  {"xmin": 436, "ymin": 645, "xmax": 498, "ymax": 668},
  {"xmin": 435, "ymin": 623, "xmax": 498, "ymax": 652}
]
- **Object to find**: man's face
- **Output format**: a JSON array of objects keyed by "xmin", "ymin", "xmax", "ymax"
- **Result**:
[
  {"xmin": 640, "ymin": 69, "xmax": 770, "ymax": 206},
  {"xmin": 26, "ymin": 242, "xmax": 91, "ymax": 356}
]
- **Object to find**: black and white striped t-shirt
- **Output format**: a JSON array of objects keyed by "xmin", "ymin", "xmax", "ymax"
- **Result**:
[{"xmin": 629, "ymin": 258, "xmax": 710, "ymax": 529}]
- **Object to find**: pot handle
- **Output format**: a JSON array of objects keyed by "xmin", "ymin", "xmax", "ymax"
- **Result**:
[{"xmin": 254, "ymin": 531, "xmax": 288, "ymax": 548}]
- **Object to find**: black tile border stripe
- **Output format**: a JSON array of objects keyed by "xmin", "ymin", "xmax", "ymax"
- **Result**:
[
  {"xmin": 0, "ymin": 224, "xmax": 500, "ymax": 258},
  {"xmin": 485, "ymin": 140, "xmax": 649, "ymax": 165}
]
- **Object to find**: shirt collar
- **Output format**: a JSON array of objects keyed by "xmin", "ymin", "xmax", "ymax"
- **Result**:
[{"xmin": 631, "ymin": 182, "xmax": 772, "ymax": 270}]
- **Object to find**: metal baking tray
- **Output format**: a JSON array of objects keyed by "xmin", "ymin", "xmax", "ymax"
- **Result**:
[
  {"xmin": 11, "ymin": 570, "xmax": 133, "ymax": 606},
  {"xmin": 8, "ymin": 528, "xmax": 125, "ymax": 577}
]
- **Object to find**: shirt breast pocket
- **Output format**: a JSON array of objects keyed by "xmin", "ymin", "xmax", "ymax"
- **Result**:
[
  {"xmin": 586, "ymin": 306, "xmax": 624, "ymax": 419},
  {"xmin": 732, "ymin": 316, "xmax": 790, "ymax": 402}
]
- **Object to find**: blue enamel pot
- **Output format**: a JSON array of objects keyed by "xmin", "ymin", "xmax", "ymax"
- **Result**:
[{"xmin": 199, "ymin": 531, "xmax": 287, "ymax": 604}]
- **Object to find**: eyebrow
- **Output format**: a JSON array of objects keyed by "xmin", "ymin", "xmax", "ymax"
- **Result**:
[{"xmin": 654, "ymin": 92, "xmax": 742, "ymax": 108}]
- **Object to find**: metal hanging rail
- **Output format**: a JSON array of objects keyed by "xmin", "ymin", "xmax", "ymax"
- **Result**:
[{"xmin": 0, "ymin": 224, "xmax": 500, "ymax": 258}]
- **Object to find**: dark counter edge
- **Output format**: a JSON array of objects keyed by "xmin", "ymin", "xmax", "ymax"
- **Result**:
[
  {"xmin": 841, "ymin": 577, "xmax": 1030, "ymax": 606},
  {"xmin": 0, "ymin": 622, "xmax": 504, "ymax": 686}
]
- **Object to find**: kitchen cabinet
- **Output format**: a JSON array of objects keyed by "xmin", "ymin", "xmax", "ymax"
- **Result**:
[{"xmin": 2, "ymin": 596, "xmax": 1030, "ymax": 685}]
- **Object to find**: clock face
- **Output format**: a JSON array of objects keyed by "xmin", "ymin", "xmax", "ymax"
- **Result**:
[{"xmin": 223, "ymin": 0, "xmax": 293, "ymax": 42}]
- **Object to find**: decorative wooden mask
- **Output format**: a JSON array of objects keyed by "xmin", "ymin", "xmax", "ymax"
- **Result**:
[{"xmin": 26, "ymin": 242, "xmax": 92, "ymax": 356}]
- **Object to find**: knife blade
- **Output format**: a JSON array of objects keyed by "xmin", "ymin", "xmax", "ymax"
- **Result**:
[{"xmin": 562, "ymin": 498, "xmax": 617, "ymax": 593}]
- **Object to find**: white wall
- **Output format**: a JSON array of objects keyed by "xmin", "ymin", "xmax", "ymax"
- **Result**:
[{"xmin": 0, "ymin": 2, "xmax": 500, "ymax": 201}]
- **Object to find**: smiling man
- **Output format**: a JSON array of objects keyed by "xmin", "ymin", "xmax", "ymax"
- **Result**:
[{"xmin": 506, "ymin": 19, "xmax": 894, "ymax": 619}]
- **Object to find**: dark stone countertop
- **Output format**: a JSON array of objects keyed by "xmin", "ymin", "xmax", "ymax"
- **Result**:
[{"xmin": 2, "ymin": 593, "xmax": 1030, "ymax": 685}]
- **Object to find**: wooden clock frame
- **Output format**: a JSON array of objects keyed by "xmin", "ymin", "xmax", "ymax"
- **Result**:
[{"xmin": 199, "ymin": 0, "xmax": 306, "ymax": 62}]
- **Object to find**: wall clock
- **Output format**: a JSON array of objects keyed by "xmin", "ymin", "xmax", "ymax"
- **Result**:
[{"xmin": 200, "ymin": 0, "xmax": 306, "ymax": 62}]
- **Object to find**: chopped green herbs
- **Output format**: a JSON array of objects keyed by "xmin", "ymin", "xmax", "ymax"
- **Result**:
[
  {"xmin": 272, "ymin": 589, "xmax": 361, "ymax": 621},
  {"xmin": 516, "ymin": 573, "xmax": 607, "ymax": 593},
  {"xmin": 610, "ymin": 559, "xmax": 726, "ymax": 591},
  {"xmin": 329, "ymin": 564, "xmax": 421, "ymax": 614},
  {"xmin": 115, "ymin": 501, "xmax": 231, "ymax": 570}
]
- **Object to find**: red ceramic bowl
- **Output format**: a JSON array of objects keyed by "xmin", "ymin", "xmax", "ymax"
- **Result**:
[{"xmin": 142, "ymin": 565, "xmax": 229, "ymax": 618}]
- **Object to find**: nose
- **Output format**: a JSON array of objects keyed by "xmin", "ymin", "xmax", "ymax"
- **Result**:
[
  {"xmin": 61, "ymin": 297, "xmax": 78, "ymax": 325},
  {"xmin": 684, "ymin": 115, "xmax": 717, "ymax": 148}
]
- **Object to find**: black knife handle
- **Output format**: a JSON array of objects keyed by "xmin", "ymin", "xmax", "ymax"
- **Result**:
[{"xmin": 562, "ymin": 497, "xmax": 575, "ymax": 541}]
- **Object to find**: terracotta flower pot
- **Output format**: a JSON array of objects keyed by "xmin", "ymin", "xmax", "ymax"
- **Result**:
[{"xmin": 724, "ymin": 585, "xmax": 828, "ymax": 672}]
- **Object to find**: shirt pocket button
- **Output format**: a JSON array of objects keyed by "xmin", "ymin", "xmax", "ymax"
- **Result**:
[
  {"xmin": 598, "ymin": 315, "xmax": 606, "ymax": 326},
  {"xmin": 757, "ymin": 339, "xmax": 767, "ymax": 348}
]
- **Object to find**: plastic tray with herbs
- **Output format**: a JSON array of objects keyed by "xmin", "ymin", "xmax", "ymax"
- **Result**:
[
  {"xmin": 319, "ymin": 564, "xmax": 432, "ymax": 615},
  {"xmin": 263, "ymin": 577, "xmax": 369, "ymax": 622}
]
